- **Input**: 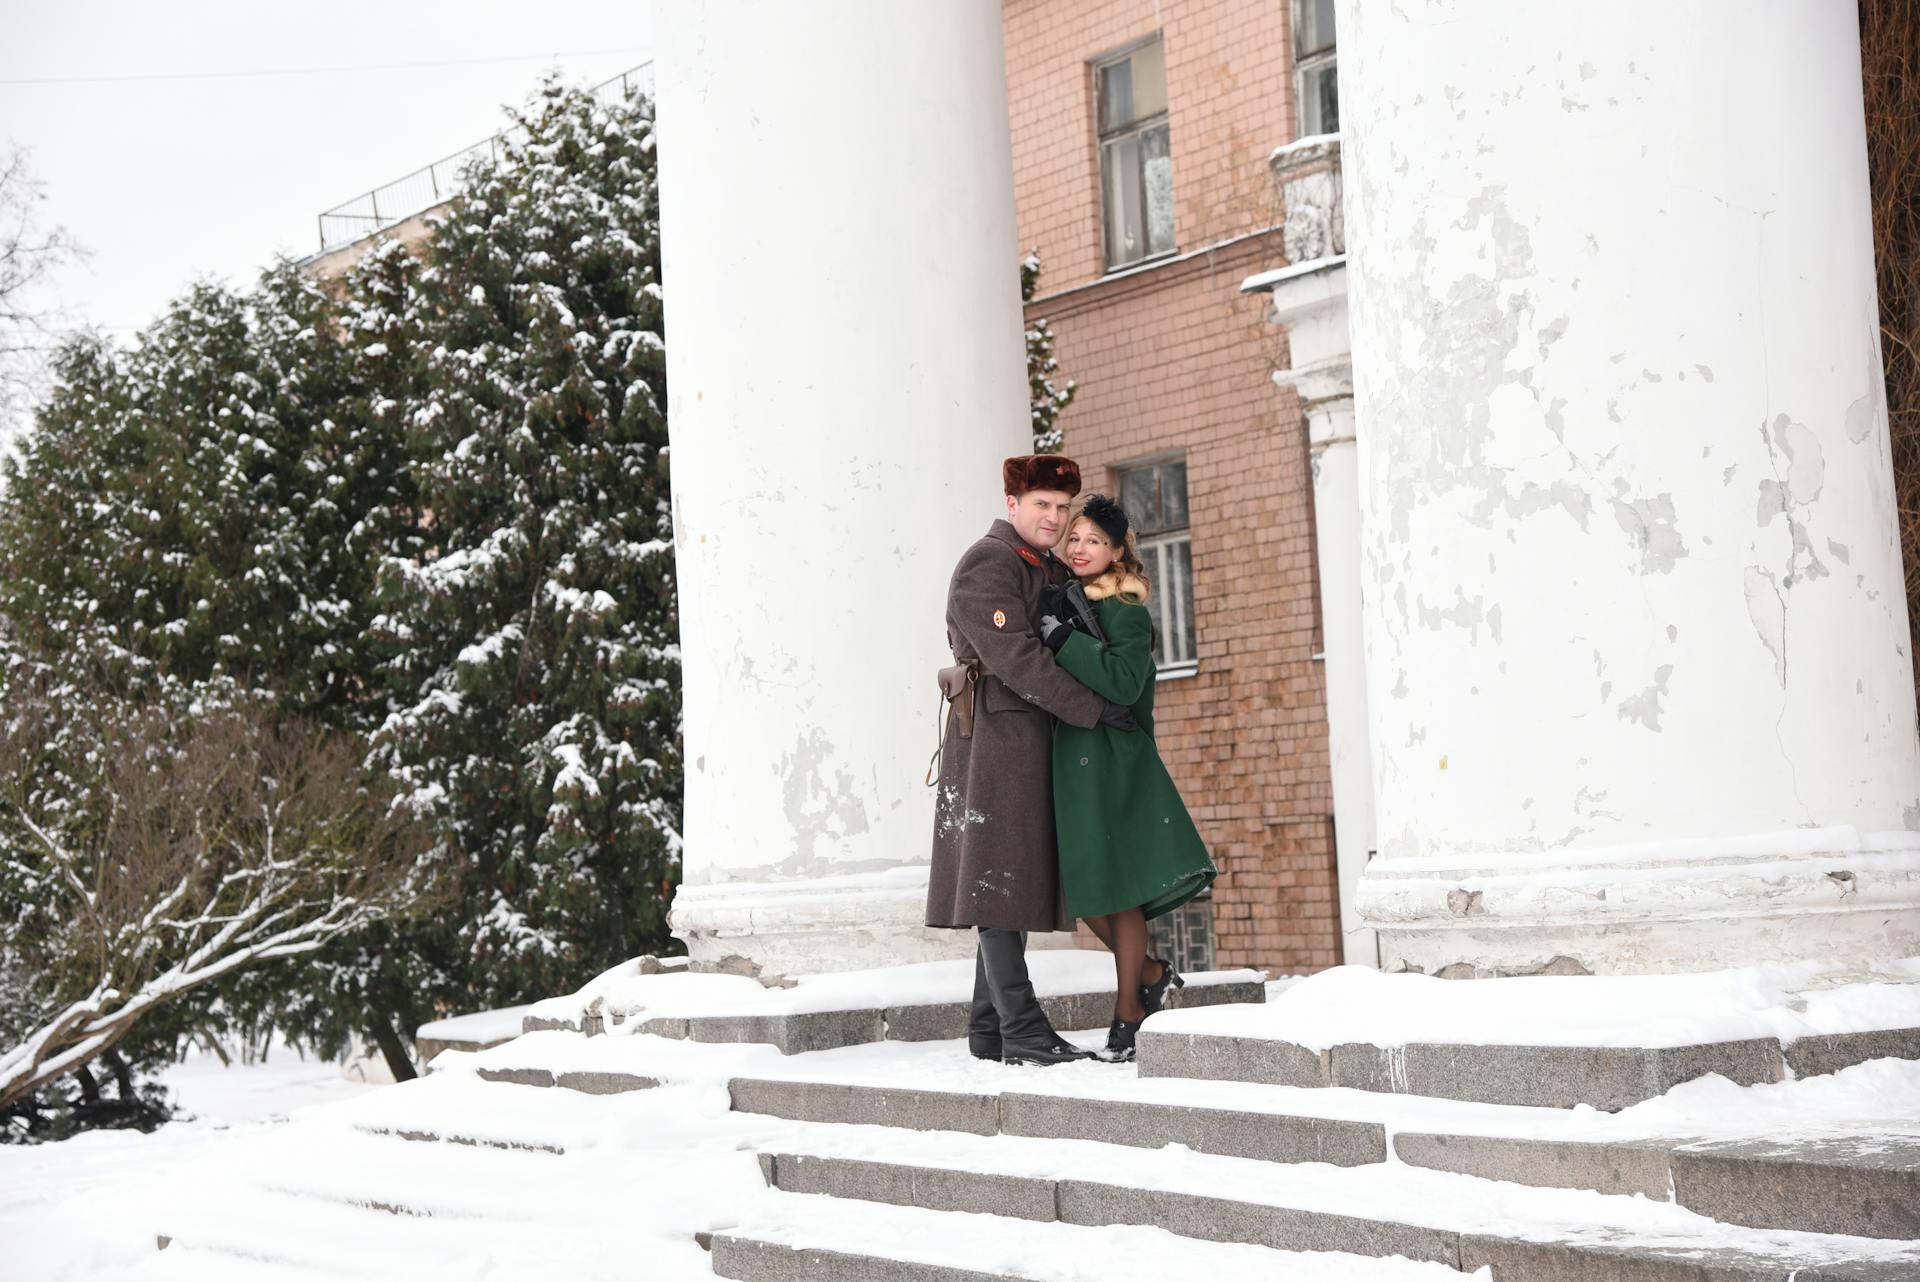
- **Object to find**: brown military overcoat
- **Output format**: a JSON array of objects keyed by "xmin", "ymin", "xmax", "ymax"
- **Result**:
[{"xmin": 925, "ymin": 520, "xmax": 1108, "ymax": 932}]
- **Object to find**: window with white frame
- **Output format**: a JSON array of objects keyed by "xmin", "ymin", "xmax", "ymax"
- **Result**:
[
  {"xmin": 1118, "ymin": 457, "xmax": 1195, "ymax": 670},
  {"xmin": 1294, "ymin": 0, "xmax": 1338, "ymax": 136},
  {"xmin": 1095, "ymin": 36, "xmax": 1174, "ymax": 271},
  {"xmin": 1147, "ymin": 894, "xmax": 1214, "ymax": 974}
]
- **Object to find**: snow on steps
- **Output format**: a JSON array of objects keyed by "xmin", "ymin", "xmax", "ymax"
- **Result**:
[
  {"xmin": 710, "ymin": 1194, "xmax": 1482, "ymax": 1282},
  {"xmin": 1135, "ymin": 961, "xmax": 1920, "ymax": 1111},
  {"xmin": 1134, "ymin": 1020, "xmax": 1920, "ymax": 1111},
  {"xmin": 734, "ymin": 1119, "xmax": 1920, "ymax": 1280},
  {"xmin": 514, "ymin": 953, "xmax": 1267, "ymax": 1054},
  {"xmin": 720, "ymin": 1068, "xmax": 1920, "ymax": 1239},
  {"xmin": 148, "ymin": 961, "xmax": 1920, "ymax": 1281},
  {"xmin": 447, "ymin": 1016, "xmax": 1920, "ymax": 1241}
]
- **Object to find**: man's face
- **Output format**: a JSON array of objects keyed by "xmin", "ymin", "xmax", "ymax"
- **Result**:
[{"xmin": 1006, "ymin": 489, "xmax": 1075, "ymax": 550}]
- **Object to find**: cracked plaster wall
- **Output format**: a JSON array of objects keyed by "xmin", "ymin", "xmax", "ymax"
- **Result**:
[{"xmin": 1337, "ymin": 0, "xmax": 1920, "ymax": 864}]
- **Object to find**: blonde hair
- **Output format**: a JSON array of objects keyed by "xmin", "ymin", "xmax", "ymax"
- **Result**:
[{"xmin": 1066, "ymin": 511, "xmax": 1150, "ymax": 605}]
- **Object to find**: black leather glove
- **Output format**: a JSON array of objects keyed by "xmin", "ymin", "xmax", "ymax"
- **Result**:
[
  {"xmin": 1038, "ymin": 612, "xmax": 1071, "ymax": 653},
  {"xmin": 1099, "ymin": 699, "xmax": 1137, "ymax": 732}
]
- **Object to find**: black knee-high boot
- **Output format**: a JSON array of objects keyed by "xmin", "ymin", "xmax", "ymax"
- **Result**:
[
  {"xmin": 968, "ymin": 944, "xmax": 1001, "ymax": 1060},
  {"xmin": 976, "ymin": 928, "xmax": 1094, "ymax": 1066}
]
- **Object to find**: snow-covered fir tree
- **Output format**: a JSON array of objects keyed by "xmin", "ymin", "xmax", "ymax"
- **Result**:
[
  {"xmin": 0, "ymin": 264, "xmax": 418, "ymax": 729},
  {"xmin": 0, "ymin": 76, "xmax": 679, "ymax": 1095},
  {"xmin": 359, "ymin": 76, "xmax": 680, "ymax": 1018},
  {"xmin": 1023, "ymin": 251, "xmax": 1076, "ymax": 453}
]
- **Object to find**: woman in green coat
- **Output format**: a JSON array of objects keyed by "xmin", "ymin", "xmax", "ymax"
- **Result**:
[{"xmin": 1039, "ymin": 494, "xmax": 1216, "ymax": 1061}]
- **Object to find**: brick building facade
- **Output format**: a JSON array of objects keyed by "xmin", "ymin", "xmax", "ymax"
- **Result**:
[{"xmin": 1003, "ymin": 1, "xmax": 1344, "ymax": 974}]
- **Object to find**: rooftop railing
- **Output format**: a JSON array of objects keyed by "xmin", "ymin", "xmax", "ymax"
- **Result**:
[{"xmin": 313, "ymin": 63, "xmax": 655, "ymax": 256}]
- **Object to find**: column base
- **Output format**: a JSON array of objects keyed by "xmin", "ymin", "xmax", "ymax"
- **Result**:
[
  {"xmin": 670, "ymin": 865, "xmax": 1076, "ymax": 977},
  {"xmin": 1356, "ymin": 827, "xmax": 1920, "ymax": 977}
]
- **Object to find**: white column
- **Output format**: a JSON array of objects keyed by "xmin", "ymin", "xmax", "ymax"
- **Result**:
[
  {"xmin": 656, "ymin": 2, "xmax": 1030, "ymax": 974},
  {"xmin": 1337, "ymin": 0, "xmax": 1920, "ymax": 974}
]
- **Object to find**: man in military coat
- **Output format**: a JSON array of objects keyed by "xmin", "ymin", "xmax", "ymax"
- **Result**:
[{"xmin": 926, "ymin": 454, "xmax": 1136, "ymax": 1065}]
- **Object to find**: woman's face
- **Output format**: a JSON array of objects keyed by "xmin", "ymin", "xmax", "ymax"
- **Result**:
[{"xmin": 1065, "ymin": 519, "xmax": 1118, "ymax": 579}]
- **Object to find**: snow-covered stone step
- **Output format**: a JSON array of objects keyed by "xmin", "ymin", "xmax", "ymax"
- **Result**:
[
  {"xmin": 144, "ymin": 1241, "xmax": 358, "ymax": 1282},
  {"xmin": 521, "ymin": 952, "xmax": 1266, "ymax": 1053},
  {"xmin": 1670, "ymin": 1133, "xmax": 1920, "ymax": 1241},
  {"xmin": 154, "ymin": 1181, "xmax": 601, "ymax": 1280},
  {"xmin": 1135, "ymin": 1020, "xmax": 1920, "ymax": 1110},
  {"xmin": 1135, "ymin": 962, "xmax": 1920, "ymax": 1111},
  {"xmin": 728, "ymin": 1074, "xmax": 1388, "ymax": 1166},
  {"xmin": 149, "ymin": 1074, "xmax": 763, "ymax": 1280},
  {"xmin": 748, "ymin": 1124, "xmax": 1920, "ymax": 1281},
  {"xmin": 446, "ymin": 1015, "xmax": 1920, "ymax": 1236},
  {"xmin": 722, "ymin": 1059, "xmax": 1920, "ymax": 1236},
  {"xmin": 712, "ymin": 1189, "xmax": 1485, "ymax": 1282}
]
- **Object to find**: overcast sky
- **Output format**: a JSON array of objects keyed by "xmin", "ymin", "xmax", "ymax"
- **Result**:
[{"xmin": 2, "ymin": 0, "xmax": 657, "ymax": 342}]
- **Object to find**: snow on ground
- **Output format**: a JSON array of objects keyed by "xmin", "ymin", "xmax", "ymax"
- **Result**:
[
  {"xmin": 7, "ymin": 959, "xmax": 1920, "ymax": 1280},
  {"xmin": 0, "ymin": 1042, "xmax": 377, "ymax": 1282},
  {"xmin": 1150, "ymin": 958, "xmax": 1920, "ymax": 1050}
]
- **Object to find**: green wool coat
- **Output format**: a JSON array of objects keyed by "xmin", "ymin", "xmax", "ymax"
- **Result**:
[{"xmin": 1052, "ymin": 594, "xmax": 1216, "ymax": 920}]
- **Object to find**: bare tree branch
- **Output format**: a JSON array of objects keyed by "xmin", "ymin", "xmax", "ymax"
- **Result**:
[{"xmin": 0, "ymin": 663, "xmax": 428, "ymax": 1109}]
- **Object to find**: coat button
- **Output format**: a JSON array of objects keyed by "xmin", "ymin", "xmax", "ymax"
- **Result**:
[{"xmin": 1079, "ymin": 757, "xmax": 1089, "ymax": 766}]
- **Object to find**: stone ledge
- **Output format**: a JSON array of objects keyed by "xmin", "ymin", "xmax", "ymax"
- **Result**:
[
  {"xmin": 729, "ymin": 1074, "xmax": 1920, "ymax": 1240},
  {"xmin": 1672, "ymin": 1133, "xmax": 1920, "ymax": 1241},
  {"xmin": 1784, "ymin": 1027, "xmax": 1920, "ymax": 1079},
  {"xmin": 1135, "ymin": 1025, "xmax": 1919, "ymax": 1111},
  {"xmin": 769, "ymin": 1153, "xmax": 1056, "ymax": 1222},
  {"xmin": 533, "ymin": 976, "xmax": 1267, "ymax": 1054},
  {"xmin": 753, "ymin": 1151, "xmax": 1920, "ymax": 1280},
  {"xmin": 474, "ymin": 1065, "xmax": 658, "ymax": 1096},
  {"xmin": 729, "ymin": 1079, "xmax": 1000, "ymax": 1136},
  {"xmin": 710, "ymin": 1235, "xmax": 1015, "ymax": 1282},
  {"xmin": 996, "ymin": 1092, "xmax": 1384, "ymax": 1166},
  {"xmin": 1392, "ymin": 1132, "xmax": 1675, "ymax": 1200}
]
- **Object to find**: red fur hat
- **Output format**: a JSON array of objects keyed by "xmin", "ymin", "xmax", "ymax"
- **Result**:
[{"xmin": 1003, "ymin": 454, "xmax": 1082, "ymax": 498}]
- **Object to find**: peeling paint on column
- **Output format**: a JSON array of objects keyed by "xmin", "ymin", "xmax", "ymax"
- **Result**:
[
  {"xmin": 1417, "ymin": 588, "xmax": 1491, "ymax": 641},
  {"xmin": 779, "ymin": 728, "xmax": 873, "ymax": 872},
  {"xmin": 1343, "ymin": 0, "xmax": 1920, "ymax": 974},
  {"xmin": 1744, "ymin": 566, "xmax": 1787, "ymax": 687},
  {"xmin": 1536, "ymin": 316, "xmax": 1570, "ymax": 359},
  {"xmin": 1756, "ymin": 414, "xmax": 1830, "ymax": 585},
  {"xmin": 1610, "ymin": 487, "xmax": 1688, "ymax": 574},
  {"xmin": 1616, "ymin": 664, "xmax": 1674, "ymax": 730},
  {"xmin": 1845, "ymin": 392, "xmax": 1876, "ymax": 445}
]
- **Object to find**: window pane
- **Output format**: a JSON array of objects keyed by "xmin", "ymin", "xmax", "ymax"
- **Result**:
[
  {"xmin": 1120, "ymin": 464, "xmax": 1163, "ymax": 533},
  {"xmin": 1143, "ymin": 124, "xmax": 1174, "ymax": 256},
  {"xmin": 1145, "ymin": 543, "xmax": 1166, "ymax": 661},
  {"xmin": 1296, "ymin": 0, "xmax": 1336, "ymax": 58},
  {"xmin": 1161, "ymin": 459, "xmax": 1189, "ymax": 529},
  {"xmin": 1168, "ymin": 536, "xmax": 1194, "ymax": 663},
  {"xmin": 1130, "ymin": 39, "xmax": 1168, "ymax": 121},
  {"xmin": 1146, "ymin": 894, "xmax": 1213, "ymax": 973},
  {"xmin": 1302, "ymin": 62, "xmax": 1340, "ymax": 136},
  {"xmin": 1103, "ymin": 134, "xmax": 1146, "ymax": 266},
  {"xmin": 1098, "ymin": 57, "xmax": 1134, "ymax": 134}
]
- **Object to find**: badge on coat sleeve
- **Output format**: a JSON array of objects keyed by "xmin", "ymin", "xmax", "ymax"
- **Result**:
[{"xmin": 992, "ymin": 609, "xmax": 1007, "ymax": 630}]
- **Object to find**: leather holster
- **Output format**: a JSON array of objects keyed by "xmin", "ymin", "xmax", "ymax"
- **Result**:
[{"xmin": 937, "ymin": 659, "xmax": 980, "ymax": 739}]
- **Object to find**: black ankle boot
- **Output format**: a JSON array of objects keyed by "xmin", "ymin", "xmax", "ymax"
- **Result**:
[
  {"xmin": 1140, "ymin": 957, "xmax": 1184, "ymax": 1017},
  {"xmin": 1001, "ymin": 1032, "xmax": 1097, "ymax": 1067},
  {"xmin": 1100, "ymin": 1016, "xmax": 1144, "ymax": 1063}
]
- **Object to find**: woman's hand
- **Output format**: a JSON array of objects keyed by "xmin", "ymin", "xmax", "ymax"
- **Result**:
[{"xmin": 1039, "ymin": 612, "xmax": 1072, "ymax": 652}]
